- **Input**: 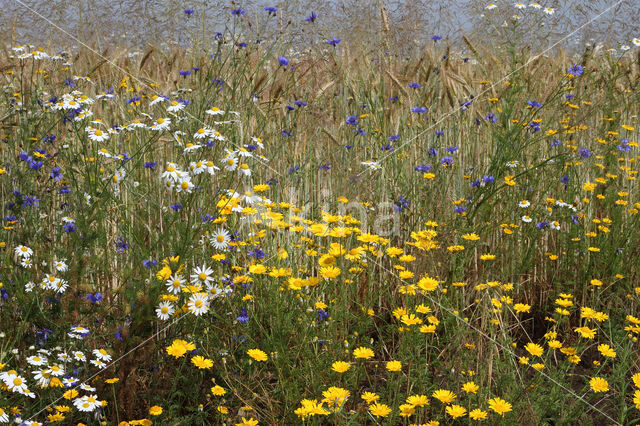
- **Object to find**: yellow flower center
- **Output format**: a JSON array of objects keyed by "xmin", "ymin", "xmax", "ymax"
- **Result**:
[
  {"xmin": 198, "ymin": 273, "xmax": 207, "ymax": 281},
  {"xmin": 94, "ymin": 129, "xmax": 103, "ymax": 136}
]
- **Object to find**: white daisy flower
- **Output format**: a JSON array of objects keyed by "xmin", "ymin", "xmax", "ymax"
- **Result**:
[
  {"xmin": 73, "ymin": 350, "xmax": 87, "ymax": 362},
  {"xmin": 187, "ymin": 292, "xmax": 210, "ymax": 316},
  {"xmin": 151, "ymin": 117, "xmax": 171, "ymax": 131},
  {"xmin": 210, "ymin": 229, "xmax": 231, "ymax": 250},
  {"xmin": 518, "ymin": 200, "xmax": 530, "ymax": 208},
  {"xmin": 161, "ymin": 162, "xmax": 182, "ymax": 182},
  {"xmin": 522, "ymin": 215, "xmax": 533, "ymax": 223},
  {"xmin": 86, "ymin": 127, "xmax": 109, "ymax": 142},
  {"xmin": 175, "ymin": 177, "xmax": 194, "ymax": 194},
  {"xmin": 14, "ymin": 245, "xmax": 33, "ymax": 258},
  {"xmin": 543, "ymin": 7, "xmax": 554, "ymax": 15},
  {"xmin": 189, "ymin": 160, "xmax": 206, "ymax": 175},
  {"xmin": 486, "ymin": 3, "xmax": 497, "ymax": 9},
  {"xmin": 73, "ymin": 394, "xmax": 101, "ymax": 412},
  {"xmin": 21, "ymin": 258, "xmax": 34, "ymax": 269},
  {"xmin": 92, "ymin": 349, "xmax": 112, "ymax": 362},
  {"xmin": 90, "ymin": 358, "xmax": 107, "ymax": 369},
  {"xmin": 54, "ymin": 259, "xmax": 68, "ymax": 272},
  {"xmin": 166, "ymin": 99, "xmax": 186, "ymax": 113},
  {"xmin": 79, "ymin": 383, "xmax": 96, "ymax": 391},
  {"xmin": 166, "ymin": 274, "xmax": 186, "ymax": 294},
  {"xmin": 206, "ymin": 106, "xmax": 225, "ymax": 115},
  {"xmin": 25, "ymin": 281, "xmax": 35, "ymax": 292},
  {"xmin": 149, "ymin": 95, "xmax": 168, "ymax": 107},
  {"xmin": 183, "ymin": 143, "xmax": 202, "ymax": 153},
  {"xmin": 633, "ymin": 38, "xmax": 640, "ymax": 47},
  {"xmin": 47, "ymin": 364, "xmax": 65, "ymax": 376},
  {"xmin": 62, "ymin": 377, "xmax": 78, "ymax": 387},
  {"xmin": 237, "ymin": 163, "xmax": 252, "ymax": 177},
  {"xmin": 26, "ymin": 355, "xmax": 47, "ymax": 366},
  {"xmin": 223, "ymin": 155, "xmax": 239, "ymax": 171},
  {"xmin": 361, "ymin": 160, "xmax": 381, "ymax": 170},
  {"xmin": 128, "ymin": 119, "xmax": 147, "ymax": 129},
  {"xmin": 191, "ymin": 265, "xmax": 215, "ymax": 286},
  {"xmin": 156, "ymin": 301, "xmax": 175, "ymax": 320}
]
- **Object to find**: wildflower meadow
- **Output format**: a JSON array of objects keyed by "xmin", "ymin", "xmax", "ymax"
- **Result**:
[{"xmin": 1, "ymin": 2, "xmax": 640, "ymax": 425}]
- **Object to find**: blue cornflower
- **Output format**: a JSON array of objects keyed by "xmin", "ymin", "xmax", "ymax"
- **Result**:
[
  {"xmin": 305, "ymin": 11, "xmax": 317, "ymax": 22},
  {"xmin": 408, "ymin": 82, "xmax": 421, "ymax": 88},
  {"xmin": 485, "ymin": 113, "xmax": 498, "ymax": 123},
  {"xmin": 389, "ymin": 95, "xmax": 398, "ymax": 102},
  {"xmin": 440, "ymin": 156, "xmax": 454, "ymax": 166},
  {"xmin": 264, "ymin": 6, "xmax": 277, "ymax": 14},
  {"xmin": 86, "ymin": 293, "xmax": 103, "ymax": 304},
  {"xmin": 127, "ymin": 96, "xmax": 141, "ymax": 105},
  {"xmin": 560, "ymin": 175, "xmax": 569, "ymax": 187},
  {"xmin": 278, "ymin": 56, "xmax": 290, "ymax": 66},
  {"xmin": 170, "ymin": 204, "xmax": 182, "ymax": 211},
  {"xmin": 29, "ymin": 160, "xmax": 43, "ymax": 170},
  {"xmin": 317, "ymin": 309, "xmax": 329, "ymax": 321},
  {"xmin": 527, "ymin": 100, "xmax": 542, "ymax": 108},
  {"xmin": 431, "ymin": 35, "xmax": 442, "ymax": 41},
  {"xmin": 237, "ymin": 307, "xmax": 249, "ymax": 324},
  {"xmin": 319, "ymin": 163, "xmax": 331, "ymax": 171},
  {"xmin": 471, "ymin": 179, "xmax": 481, "ymax": 188},
  {"xmin": 179, "ymin": 70, "xmax": 192, "ymax": 77},
  {"xmin": 482, "ymin": 175, "xmax": 495, "ymax": 184},
  {"xmin": 63, "ymin": 222, "xmax": 77, "ymax": 233},
  {"xmin": 281, "ymin": 130, "xmax": 293, "ymax": 137},
  {"xmin": 414, "ymin": 164, "xmax": 431, "ymax": 172},
  {"xmin": 288, "ymin": 165, "xmax": 300, "ymax": 174},
  {"xmin": 381, "ymin": 144, "xmax": 394, "ymax": 151},
  {"xmin": 565, "ymin": 94, "xmax": 574, "ymax": 99},
  {"xmin": 143, "ymin": 259, "xmax": 158, "ymax": 268},
  {"xmin": 184, "ymin": 9, "xmax": 194, "ymax": 15},
  {"xmin": 50, "ymin": 167, "xmax": 63, "ymax": 180},
  {"xmin": 59, "ymin": 185, "xmax": 70, "ymax": 194},
  {"xmin": 411, "ymin": 106, "xmax": 427, "ymax": 114},
  {"xmin": 568, "ymin": 64, "xmax": 584, "ymax": 76},
  {"xmin": 248, "ymin": 248, "xmax": 266, "ymax": 259},
  {"xmin": 388, "ymin": 134, "xmax": 400, "ymax": 142},
  {"xmin": 345, "ymin": 115, "xmax": 358, "ymax": 125},
  {"xmin": 327, "ymin": 38, "xmax": 341, "ymax": 46},
  {"xmin": 354, "ymin": 128, "xmax": 366, "ymax": 136},
  {"xmin": 427, "ymin": 147, "xmax": 438, "ymax": 157},
  {"xmin": 294, "ymin": 100, "xmax": 307, "ymax": 107},
  {"xmin": 536, "ymin": 221, "xmax": 548, "ymax": 229},
  {"xmin": 551, "ymin": 138, "xmax": 561, "ymax": 147},
  {"xmin": 115, "ymin": 238, "xmax": 129, "ymax": 252},
  {"xmin": 144, "ymin": 161, "xmax": 157, "ymax": 169},
  {"xmin": 445, "ymin": 146, "xmax": 458, "ymax": 153},
  {"xmin": 578, "ymin": 148, "xmax": 591, "ymax": 158},
  {"xmin": 22, "ymin": 195, "xmax": 39, "ymax": 207},
  {"xmin": 231, "ymin": 8, "xmax": 246, "ymax": 16},
  {"xmin": 435, "ymin": 130, "xmax": 444, "ymax": 137},
  {"xmin": 454, "ymin": 205, "xmax": 466, "ymax": 214}
]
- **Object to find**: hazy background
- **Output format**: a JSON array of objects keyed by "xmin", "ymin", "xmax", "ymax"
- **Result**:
[{"xmin": 1, "ymin": 0, "xmax": 639, "ymax": 53}]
